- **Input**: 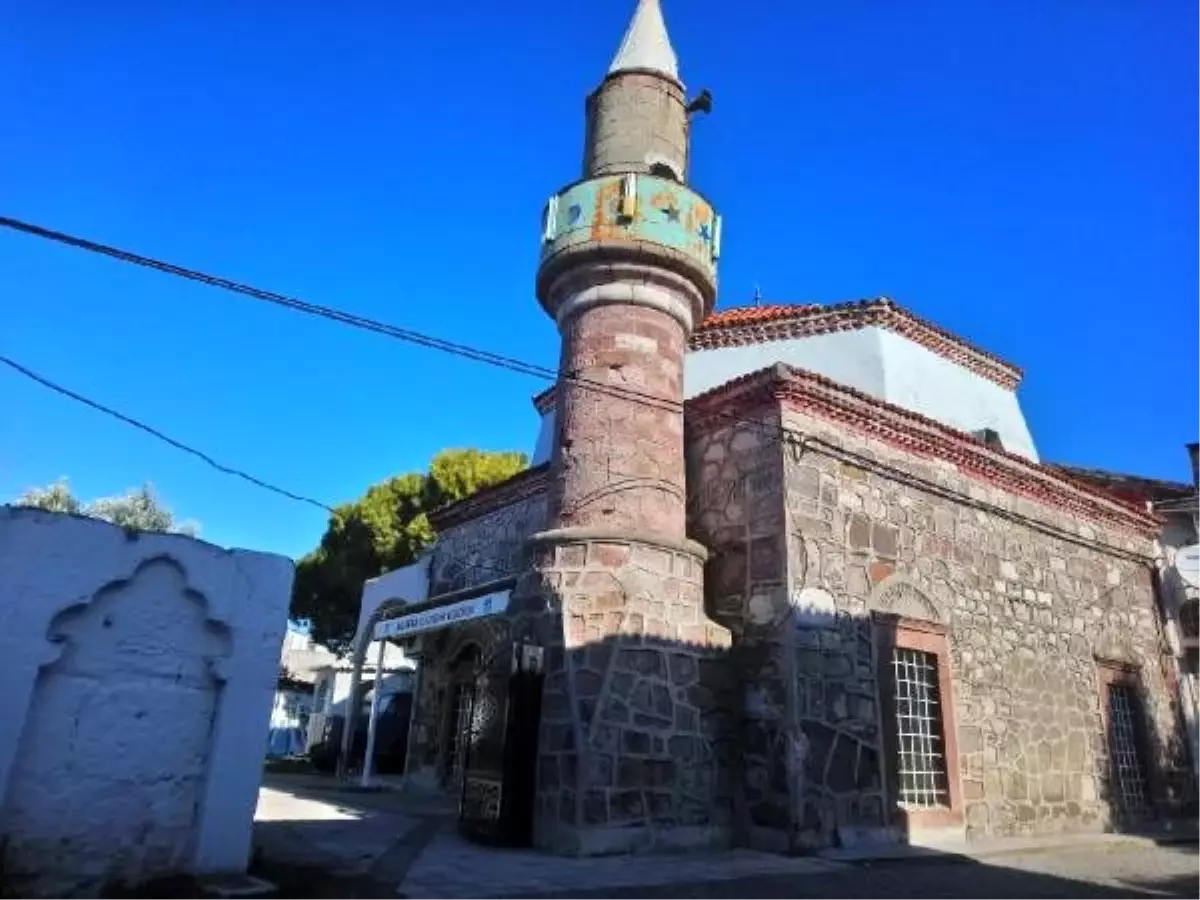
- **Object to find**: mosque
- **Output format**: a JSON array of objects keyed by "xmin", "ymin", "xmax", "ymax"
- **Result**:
[{"xmin": 344, "ymin": 0, "xmax": 1193, "ymax": 855}]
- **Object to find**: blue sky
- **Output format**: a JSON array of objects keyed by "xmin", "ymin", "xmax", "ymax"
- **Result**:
[{"xmin": 2, "ymin": 0, "xmax": 1196, "ymax": 559}]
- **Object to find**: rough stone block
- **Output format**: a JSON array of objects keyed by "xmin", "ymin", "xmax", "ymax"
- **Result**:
[{"xmin": 871, "ymin": 523, "xmax": 899, "ymax": 557}]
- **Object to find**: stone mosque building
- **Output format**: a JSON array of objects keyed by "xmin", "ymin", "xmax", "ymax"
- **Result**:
[{"xmin": 346, "ymin": 0, "xmax": 1194, "ymax": 855}]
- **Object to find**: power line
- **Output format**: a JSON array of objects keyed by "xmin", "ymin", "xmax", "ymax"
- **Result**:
[
  {"xmin": 0, "ymin": 215, "xmax": 682, "ymax": 414},
  {"xmin": 0, "ymin": 354, "xmax": 335, "ymax": 514},
  {"xmin": 0, "ymin": 216, "xmax": 558, "ymax": 382},
  {"xmin": 0, "ymin": 216, "xmax": 1156, "ymax": 559}
]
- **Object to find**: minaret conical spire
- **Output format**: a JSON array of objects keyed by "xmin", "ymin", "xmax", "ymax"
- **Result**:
[{"xmin": 608, "ymin": 0, "xmax": 679, "ymax": 82}]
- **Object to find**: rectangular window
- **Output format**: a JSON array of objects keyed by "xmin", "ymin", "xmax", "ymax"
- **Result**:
[
  {"xmin": 1105, "ymin": 682, "xmax": 1149, "ymax": 814},
  {"xmin": 892, "ymin": 647, "xmax": 951, "ymax": 808},
  {"xmin": 875, "ymin": 614, "xmax": 963, "ymax": 828}
]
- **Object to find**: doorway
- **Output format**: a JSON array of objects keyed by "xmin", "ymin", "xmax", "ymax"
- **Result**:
[{"xmin": 457, "ymin": 643, "xmax": 545, "ymax": 848}]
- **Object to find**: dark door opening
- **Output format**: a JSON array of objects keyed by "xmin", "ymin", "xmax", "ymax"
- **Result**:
[{"xmin": 458, "ymin": 645, "xmax": 545, "ymax": 848}]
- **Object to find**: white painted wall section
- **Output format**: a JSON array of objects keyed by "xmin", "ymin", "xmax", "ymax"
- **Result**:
[
  {"xmin": 685, "ymin": 329, "xmax": 888, "ymax": 402},
  {"xmin": 355, "ymin": 554, "xmax": 432, "ymax": 645},
  {"xmin": 684, "ymin": 327, "xmax": 1039, "ymax": 461},
  {"xmin": 875, "ymin": 329, "xmax": 1038, "ymax": 461},
  {"xmin": 0, "ymin": 507, "xmax": 293, "ymax": 896},
  {"xmin": 533, "ymin": 409, "xmax": 557, "ymax": 466}
]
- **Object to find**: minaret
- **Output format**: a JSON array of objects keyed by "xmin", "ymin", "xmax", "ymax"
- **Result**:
[
  {"xmin": 537, "ymin": 0, "xmax": 718, "ymax": 540},
  {"xmin": 528, "ymin": 0, "xmax": 732, "ymax": 856}
]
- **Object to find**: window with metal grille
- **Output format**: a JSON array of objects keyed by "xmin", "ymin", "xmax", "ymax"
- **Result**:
[
  {"xmin": 446, "ymin": 683, "xmax": 475, "ymax": 788},
  {"xmin": 1105, "ymin": 683, "xmax": 1149, "ymax": 814},
  {"xmin": 891, "ymin": 647, "xmax": 951, "ymax": 808}
]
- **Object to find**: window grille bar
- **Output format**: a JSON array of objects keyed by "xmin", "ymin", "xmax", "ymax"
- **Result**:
[
  {"xmin": 891, "ymin": 647, "xmax": 951, "ymax": 808},
  {"xmin": 1106, "ymin": 684, "xmax": 1148, "ymax": 814}
]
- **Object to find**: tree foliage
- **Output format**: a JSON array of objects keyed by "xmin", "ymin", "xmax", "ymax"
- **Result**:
[
  {"xmin": 291, "ymin": 449, "xmax": 527, "ymax": 656},
  {"xmin": 12, "ymin": 478, "xmax": 199, "ymax": 537}
]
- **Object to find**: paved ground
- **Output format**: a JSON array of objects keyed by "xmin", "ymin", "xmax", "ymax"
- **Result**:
[
  {"xmin": 253, "ymin": 774, "xmax": 1199, "ymax": 899},
  {"xmin": 534, "ymin": 843, "xmax": 1199, "ymax": 899}
]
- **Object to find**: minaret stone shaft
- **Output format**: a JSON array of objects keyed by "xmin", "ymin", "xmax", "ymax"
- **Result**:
[
  {"xmin": 525, "ymin": 0, "xmax": 732, "ymax": 857},
  {"xmin": 584, "ymin": 0, "xmax": 690, "ymax": 180},
  {"xmin": 538, "ymin": 0, "xmax": 717, "ymax": 540}
]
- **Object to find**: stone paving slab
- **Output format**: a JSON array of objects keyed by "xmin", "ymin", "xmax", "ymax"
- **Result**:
[
  {"xmin": 397, "ymin": 826, "xmax": 848, "ymax": 898},
  {"xmin": 255, "ymin": 786, "xmax": 423, "ymax": 877}
]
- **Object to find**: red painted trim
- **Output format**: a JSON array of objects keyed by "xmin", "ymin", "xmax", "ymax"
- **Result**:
[
  {"xmin": 875, "ymin": 615, "xmax": 965, "ymax": 830},
  {"xmin": 685, "ymin": 363, "xmax": 1161, "ymax": 537},
  {"xmin": 691, "ymin": 298, "xmax": 1023, "ymax": 390}
]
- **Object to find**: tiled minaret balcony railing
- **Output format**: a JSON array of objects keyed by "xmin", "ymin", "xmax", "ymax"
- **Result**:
[{"xmin": 537, "ymin": 173, "xmax": 721, "ymax": 308}]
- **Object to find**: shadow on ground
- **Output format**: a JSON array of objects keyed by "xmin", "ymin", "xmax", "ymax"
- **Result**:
[{"xmin": 249, "ymin": 773, "xmax": 1198, "ymax": 900}]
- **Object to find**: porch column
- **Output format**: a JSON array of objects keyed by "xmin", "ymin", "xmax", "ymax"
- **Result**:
[
  {"xmin": 361, "ymin": 636, "xmax": 388, "ymax": 787},
  {"xmin": 337, "ymin": 633, "xmax": 370, "ymax": 780}
]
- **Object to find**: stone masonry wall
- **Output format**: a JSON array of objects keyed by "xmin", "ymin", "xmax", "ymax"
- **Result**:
[
  {"xmin": 584, "ymin": 71, "xmax": 689, "ymax": 180},
  {"xmin": 428, "ymin": 491, "xmax": 547, "ymax": 597},
  {"xmin": 406, "ymin": 491, "xmax": 546, "ymax": 786},
  {"xmin": 516, "ymin": 535, "xmax": 735, "ymax": 856},
  {"xmin": 550, "ymin": 302, "xmax": 688, "ymax": 537},
  {"xmin": 685, "ymin": 409, "xmax": 810, "ymax": 850},
  {"xmin": 779, "ymin": 404, "xmax": 1188, "ymax": 841}
]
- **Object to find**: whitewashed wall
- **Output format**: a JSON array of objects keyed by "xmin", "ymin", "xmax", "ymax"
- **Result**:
[
  {"xmin": 685, "ymin": 327, "xmax": 1039, "ymax": 460},
  {"xmin": 531, "ymin": 326, "xmax": 1039, "ymax": 466},
  {"xmin": 356, "ymin": 555, "xmax": 431, "ymax": 644},
  {"xmin": 0, "ymin": 507, "xmax": 293, "ymax": 896}
]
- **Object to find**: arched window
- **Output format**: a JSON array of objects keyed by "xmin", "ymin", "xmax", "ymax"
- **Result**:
[{"xmin": 648, "ymin": 161, "xmax": 679, "ymax": 181}]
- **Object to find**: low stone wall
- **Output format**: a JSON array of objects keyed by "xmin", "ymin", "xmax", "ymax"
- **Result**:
[{"xmin": 0, "ymin": 508, "xmax": 292, "ymax": 896}]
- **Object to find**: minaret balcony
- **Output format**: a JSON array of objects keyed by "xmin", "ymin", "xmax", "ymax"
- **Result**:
[{"xmin": 537, "ymin": 173, "xmax": 720, "ymax": 310}]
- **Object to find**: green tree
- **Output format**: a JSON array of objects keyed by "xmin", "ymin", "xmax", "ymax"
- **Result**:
[
  {"xmin": 13, "ymin": 478, "xmax": 199, "ymax": 537},
  {"xmin": 291, "ymin": 448, "xmax": 527, "ymax": 655}
]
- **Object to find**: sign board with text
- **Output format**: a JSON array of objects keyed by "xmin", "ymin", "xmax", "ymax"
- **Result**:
[{"xmin": 374, "ymin": 589, "xmax": 510, "ymax": 641}]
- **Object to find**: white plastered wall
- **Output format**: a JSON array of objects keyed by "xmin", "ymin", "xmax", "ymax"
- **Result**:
[
  {"xmin": 0, "ymin": 507, "xmax": 293, "ymax": 895},
  {"xmin": 530, "ymin": 326, "xmax": 1038, "ymax": 477},
  {"xmin": 684, "ymin": 327, "xmax": 1039, "ymax": 461},
  {"xmin": 355, "ymin": 554, "xmax": 432, "ymax": 646}
]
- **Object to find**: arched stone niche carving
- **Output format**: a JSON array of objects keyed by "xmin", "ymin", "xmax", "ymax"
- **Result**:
[
  {"xmin": 1093, "ymin": 629, "xmax": 1140, "ymax": 667},
  {"xmin": 2, "ymin": 556, "xmax": 232, "ymax": 893},
  {"xmin": 867, "ymin": 573, "xmax": 946, "ymax": 625}
]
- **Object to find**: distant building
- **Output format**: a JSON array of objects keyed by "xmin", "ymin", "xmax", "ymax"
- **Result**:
[
  {"xmin": 268, "ymin": 624, "xmax": 336, "ymax": 757},
  {"xmin": 346, "ymin": 0, "xmax": 1193, "ymax": 856},
  {"xmin": 269, "ymin": 621, "xmax": 416, "ymax": 766}
]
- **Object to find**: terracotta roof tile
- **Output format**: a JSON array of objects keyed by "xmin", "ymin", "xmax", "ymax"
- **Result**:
[{"xmin": 691, "ymin": 297, "xmax": 1024, "ymax": 390}]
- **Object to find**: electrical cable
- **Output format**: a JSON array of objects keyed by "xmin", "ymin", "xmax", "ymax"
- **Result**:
[
  {"xmin": 0, "ymin": 353, "xmax": 335, "ymax": 513},
  {"xmin": 0, "ymin": 215, "xmax": 1158, "ymax": 559}
]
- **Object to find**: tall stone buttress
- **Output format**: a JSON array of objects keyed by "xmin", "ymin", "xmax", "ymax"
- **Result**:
[{"xmin": 526, "ymin": 0, "xmax": 736, "ymax": 856}]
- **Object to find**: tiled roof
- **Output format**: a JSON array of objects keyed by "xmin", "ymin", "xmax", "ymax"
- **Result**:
[
  {"xmin": 685, "ymin": 362, "xmax": 1159, "ymax": 539},
  {"xmin": 690, "ymin": 297, "xmax": 1024, "ymax": 390},
  {"xmin": 1049, "ymin": 463, "xmax": 1194, "ymax": 505}
]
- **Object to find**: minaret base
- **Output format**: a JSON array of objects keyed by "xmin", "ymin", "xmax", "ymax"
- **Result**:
[{"xmin": 522, "ymin": 527, "xmax": 736, "ymax": 856}]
